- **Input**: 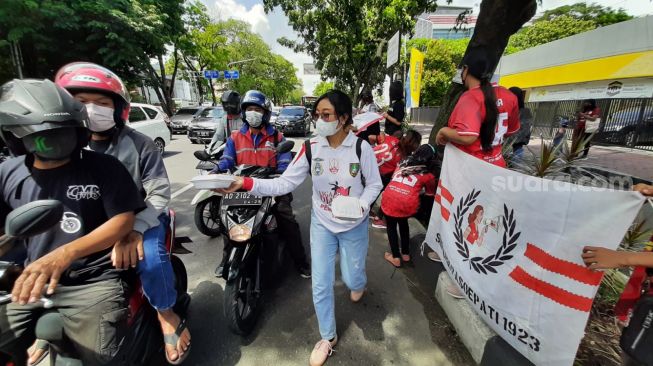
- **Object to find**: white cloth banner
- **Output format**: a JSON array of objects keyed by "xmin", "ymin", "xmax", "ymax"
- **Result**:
[{"xmin": 425, "ymin": 146, "xmax": 645, "ymax": 366}]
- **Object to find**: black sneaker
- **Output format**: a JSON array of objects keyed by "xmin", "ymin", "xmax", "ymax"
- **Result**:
[{"xmin": 298, "ymin": 266, "xmax": 311, "ymax": 279}]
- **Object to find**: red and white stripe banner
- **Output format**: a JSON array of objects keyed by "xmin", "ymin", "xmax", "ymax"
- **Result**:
[{"xmin": 425, "ymin": 145, "xmax": 644, "ymax": 366}]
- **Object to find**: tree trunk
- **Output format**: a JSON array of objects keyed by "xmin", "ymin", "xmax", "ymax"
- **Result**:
[
  {"xmin": 428, "ymin": 0, "xmax": 538, "ymax": 144},
  {"xmin": 208, "ymin": 78, "xmax": 217, "ymax": 106},
  {"xmin": 144, "ymin": 60, "xmax": 172, "ymax": 116}
]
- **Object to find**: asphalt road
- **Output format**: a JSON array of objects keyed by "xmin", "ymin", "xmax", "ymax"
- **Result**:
[{"xmin": 163, "ymin": 132, "xmax": 473, "ymax": 366}]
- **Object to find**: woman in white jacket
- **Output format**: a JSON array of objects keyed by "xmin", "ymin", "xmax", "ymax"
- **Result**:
[{"xmin": 219, "ymin": 90, "xmax": 382, "ymax": 366}]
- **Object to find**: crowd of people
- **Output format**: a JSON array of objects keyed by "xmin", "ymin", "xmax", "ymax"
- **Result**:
[{"xmin": 0, "ymin": 45, "xmax": 650, "ymax": 366}]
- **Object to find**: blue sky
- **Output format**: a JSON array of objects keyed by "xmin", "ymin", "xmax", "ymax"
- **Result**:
[{"xmin": 200, "ymin": 0, "xmax": 653, "ymax": 95}]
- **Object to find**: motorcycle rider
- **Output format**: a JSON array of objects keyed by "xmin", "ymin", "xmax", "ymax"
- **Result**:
[
  {"xmin": 0, "ymin": 79, "xmax": 144, "ymax": 365},
  {"xmin": 205, "ymin": 90, "xmax": 243, "ymax": 155},
  {"xmin": 211, "ymin": 90, "xmax": 311, "ymax": 278},
  {"xmin": 54, "ymin": 63, "xmax": 191, "ymax": 364}
]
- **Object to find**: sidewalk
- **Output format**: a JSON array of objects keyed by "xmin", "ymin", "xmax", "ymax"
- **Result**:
[{"xmin": 408, "ymin": 122, "xmax": 653, "ymax": 183}]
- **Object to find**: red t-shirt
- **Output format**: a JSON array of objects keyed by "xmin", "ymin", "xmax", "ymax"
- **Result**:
[
  {"xmin": 381, "ymin": 169, "xmax": 437, "ymax": 217},
  {"xmin": 448, "ymin": 86, "xmax": 520, "ymax": 167},
  {"xmin": 374, "ymin": 135, "xmax": 401, "ymax": 176},
  {"xmin": 576, "ymin": 107, "xmax": 601, "ymax": 129}
]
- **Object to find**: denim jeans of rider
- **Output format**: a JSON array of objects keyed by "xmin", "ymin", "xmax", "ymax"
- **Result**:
[
  {"xmin": 310, "ymin": 211, "xmax": 369, "ymax": 340},
  {"xmin": 138, "ymin": 214, "xmax": 177, "ymax": 310}
]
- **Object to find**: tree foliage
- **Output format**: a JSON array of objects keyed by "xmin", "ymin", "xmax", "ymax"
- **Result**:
[
  {"xmin": 313, "ymin": 81, "xmax": 334, "ymax": 97},
  {"xmin": 0, "ymin": 0, "xmax": 189, "ymax": 115},
  {"xmin": 538, "ymin": 2, "xmax": 632, "ymax": 27},
  {"xmin": 264, "ymin": 0, "xmax": 437, "ymax": 102},
  {"xmin": 508, "ymin": 15, "xmax": 596, "ymax": 52}
]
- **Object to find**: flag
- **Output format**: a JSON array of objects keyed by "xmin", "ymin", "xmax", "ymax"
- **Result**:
[
  {"xmin": 408, "ymin": 48, "xmax": 425, "ymax": 108},
  {"xmin": 425, "ymin": 145, "xmax": 644, "ymax": 366}
]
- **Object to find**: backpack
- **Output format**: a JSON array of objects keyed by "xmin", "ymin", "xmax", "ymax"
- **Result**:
[{"xmin": 304, "ymin": 138, "xmax": 366, "ymax": 187}]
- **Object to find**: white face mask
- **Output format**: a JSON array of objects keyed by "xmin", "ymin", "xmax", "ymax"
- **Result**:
[
  {"xmin": 85, "ymin": 103, "xmax": 116, "ymax": 132},
  {"xmin": 245, "ymin": 111, "xmax": 264, "ymax": 128},
  {"xmin": 316, "ymin": 118, "xmax": 342, "ymax": 137}
]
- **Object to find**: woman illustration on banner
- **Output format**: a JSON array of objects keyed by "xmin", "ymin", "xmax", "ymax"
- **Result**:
[{"xmin": 464, "ymin": 205, "xmax": 488, "ymax": 246}]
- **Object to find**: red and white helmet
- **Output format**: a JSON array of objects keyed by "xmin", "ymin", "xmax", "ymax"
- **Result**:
[{"xmin": 55, "ymin": 62, "xmax": 130, "ymax": 126}]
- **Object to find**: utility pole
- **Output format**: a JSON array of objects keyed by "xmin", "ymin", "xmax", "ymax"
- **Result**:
[{"xmin": 398, "ymin": 23, "xmax": 404, "ymax": 85}]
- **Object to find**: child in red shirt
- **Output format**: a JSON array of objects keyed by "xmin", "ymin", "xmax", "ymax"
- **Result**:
[
  {"xmin": 371, "ymin": 130, "xmax": 421, "ymax": 229},
  {"xmin": 381, "ymin": 144, "xmax": 438, "ymax": 267}
]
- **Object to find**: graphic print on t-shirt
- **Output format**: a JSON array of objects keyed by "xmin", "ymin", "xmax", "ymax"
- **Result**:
[
  {"xmin": 60, "ymin": 212, "xmax": 82, "ymax": 234},
  {"xmin": 312, "ymin": 158, "xmax": 324, "ymax": 176},
  {"xmin": 318, "ymin": 181, "xmax": 351, "ymax": 212},
  {"xmin": 66, "ymin": 185, "xmax": 101, "ymax": 200}
]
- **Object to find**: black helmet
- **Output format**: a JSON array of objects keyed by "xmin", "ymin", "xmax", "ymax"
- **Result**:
[
  {"xmin": 221, "ymin": 90, "xmax": 241, "ymax": 115},
  {"xmin": 240, "ymin": 90, "xmax": 271, "ymax": 126},
  {"xmin": 0, "ymin": 79, "xmax": 89, "ymax": 156}
]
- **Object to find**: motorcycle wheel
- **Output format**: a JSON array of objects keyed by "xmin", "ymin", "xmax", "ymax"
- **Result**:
[
  {"xmin": 224, "ymin": 270, "xmax": 260, "ymax": 336},
  {"xmin": 194, "ymin": 197, "xmax": 222, "ymax": 237}
]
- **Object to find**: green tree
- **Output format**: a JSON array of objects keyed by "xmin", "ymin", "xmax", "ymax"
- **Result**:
[
  {"xmin": 508, "ymin": 15, "xmax": 596, "ymax": 52},
  {"xmin": 288, "ymin": 87, "xmax": 305, "ymax": 105},
  {"xmin": 0, "ymin": 0, "xmax": 189, "ymax": 115},
  {"xmin": 538, "ymin": 2, "xmax": 632, "ymax": 27},
  {"xmin": 264, "ymin": 0, "xmax": 437, "ymax": 102},
  {"xmin": 313, "ymin": 81, "xmax": 334, "ymax": 97}
]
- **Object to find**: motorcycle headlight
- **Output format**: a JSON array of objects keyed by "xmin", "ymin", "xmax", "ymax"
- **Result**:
[{"xmin": 229, "ymin": 224, "xmax": 252, "ymax": 242}]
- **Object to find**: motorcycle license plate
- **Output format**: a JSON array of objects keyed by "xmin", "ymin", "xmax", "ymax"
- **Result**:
[{"xmin": 222, "ymin": 192, "xmax": 262, "ymax": 206}]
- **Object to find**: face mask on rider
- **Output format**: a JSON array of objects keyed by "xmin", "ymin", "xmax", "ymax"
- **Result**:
[
  {"xmin": 245, "ymin": 111, "xmax": 264, "ymax": 128},
  {"xmin": 316, "ymin": 118, "xmax": 342, "ymax": 137},
  {"xmin": 85, "ymin": 103, "xmax": 116, "ymax": 132}
]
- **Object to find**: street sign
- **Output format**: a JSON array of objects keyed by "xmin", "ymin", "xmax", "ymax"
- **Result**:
[
  {"xmin": 386, "ymin": 31, "xmax": 400, "ymax": 69},
  {"xmin": 223, "ymin": 70, "xmax": 240, "ymax": 80},
  {"xmin": 203, "ymin": 70, "xmax": 220, "ymax": 79}
]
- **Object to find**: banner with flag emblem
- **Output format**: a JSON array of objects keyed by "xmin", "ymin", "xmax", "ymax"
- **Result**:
[{"xmin": 425, "ymin": 146, "xmax": 645, "ymax": 366}]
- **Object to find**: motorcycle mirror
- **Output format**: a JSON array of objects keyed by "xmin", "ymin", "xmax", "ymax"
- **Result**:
[
  {"xmin": 276, "ymin": 140, "xmax": 294, "ymax": 154},
  {"xmin": 4, "ymin": 200, "xmax": 64, "ymax": 239},
  {"xmin": 194, "ymin": 150, "xmax": 211, "ymax": 161}
]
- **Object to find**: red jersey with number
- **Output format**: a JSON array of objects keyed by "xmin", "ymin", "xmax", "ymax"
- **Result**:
[
  {"xmin": 374, "ymin": 135, "xmax": 401, "ymax": 176},
  {"xmin": 381, "ymin": 169, "xmax": 437, "ymax": 217},
  {"xmin": 448, "ymin": 86, "xmax": 520, "ymax": 167}
]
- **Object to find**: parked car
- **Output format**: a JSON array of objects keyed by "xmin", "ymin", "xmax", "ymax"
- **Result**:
[
  {"xmin": 599, "ymin": 107, "xmax": 653, "ymax": 147},
  {"xmin": 128, "ymin": 103, "xmax": 172, "ymax": 154},
  {"xmin": 171, "ymin": 106, "xmax": 206, "ymax": 134},
  {"xmin": 188, "ymin": 107, "xmax": 225, "ymax": 144},
  {"xmin": 274, "ymin": 106, "xmax": 312, "ymax": 136}
]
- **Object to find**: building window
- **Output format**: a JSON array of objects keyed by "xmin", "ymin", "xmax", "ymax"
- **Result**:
[{"xmin": 432, "ymin": 27, "xmax": 474, "ymax": 40}]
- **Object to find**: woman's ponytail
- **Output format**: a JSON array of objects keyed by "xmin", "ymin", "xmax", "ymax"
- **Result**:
[{"xmin": 479, "ymin": 78, "xmax": 498, "ymax": 152}]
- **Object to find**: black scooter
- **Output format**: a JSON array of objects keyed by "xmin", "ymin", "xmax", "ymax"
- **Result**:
[
  {"xmin": 217, "ymin": 140, "xmax": 294, "ymax": 336},
  {"xmin": 0, "ymin": 201, "xmax": 192, "ymax": 365}
]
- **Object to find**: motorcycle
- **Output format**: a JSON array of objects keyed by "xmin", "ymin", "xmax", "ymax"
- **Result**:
[
  {"xmin": 552, "ymin": 115, "xmax": 572, "ymax": 148},
  {"xmin": 0, "ymin": 200, "xmax": 192, "ymax": 365},
  {"xmin": 192, "ymin": 138, "xmax": 225, "ymax": 237},
  {"xmin": 218, "ymin": 140, "xmax": 294, "ymax": 336}
]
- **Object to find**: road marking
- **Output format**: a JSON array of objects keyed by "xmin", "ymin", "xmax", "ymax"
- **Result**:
[{"xmin": 171, "ymin": 183, "xmax": 194, "ymax": 199}]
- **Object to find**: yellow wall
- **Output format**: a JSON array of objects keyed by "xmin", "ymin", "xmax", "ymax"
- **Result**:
[{"xmin": 499, "ymin": 50, "xmax": 653, "ymax": 89}]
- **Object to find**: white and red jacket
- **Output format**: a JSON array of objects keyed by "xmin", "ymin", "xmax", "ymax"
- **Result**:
[{"xmin": 243, "ymin": 132, "xmax": 382, "ymax": 233}]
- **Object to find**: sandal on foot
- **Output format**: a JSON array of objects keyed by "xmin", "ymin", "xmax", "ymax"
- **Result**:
[
  {"xmin": 163, "ymin": 318, "xmax": 191, "ymax": 365},
  {"xmin": 384, "ymin": 252, "xmax": 401, "ymax": 268},
  {"xmin": 28, "ymin": 339, "xmax": 49, "ymax": 366},
  {"xmin": 401, "ymin": 254, "xmax": 411, "ymax": 262}
]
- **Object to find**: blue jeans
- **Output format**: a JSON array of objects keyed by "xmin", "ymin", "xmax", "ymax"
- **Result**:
[
  {"xmin": 138, "ymin": 214, "xmax": 177, "ymax": 310},
  {"xmin": 310, "ymin": 211, "xmax": 369, "ymax": 340}
]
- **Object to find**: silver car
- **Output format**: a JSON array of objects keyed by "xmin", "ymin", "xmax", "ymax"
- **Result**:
[{"xmin": 171, "ymin": 106, "xmax": 206, "ymax": 134}]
